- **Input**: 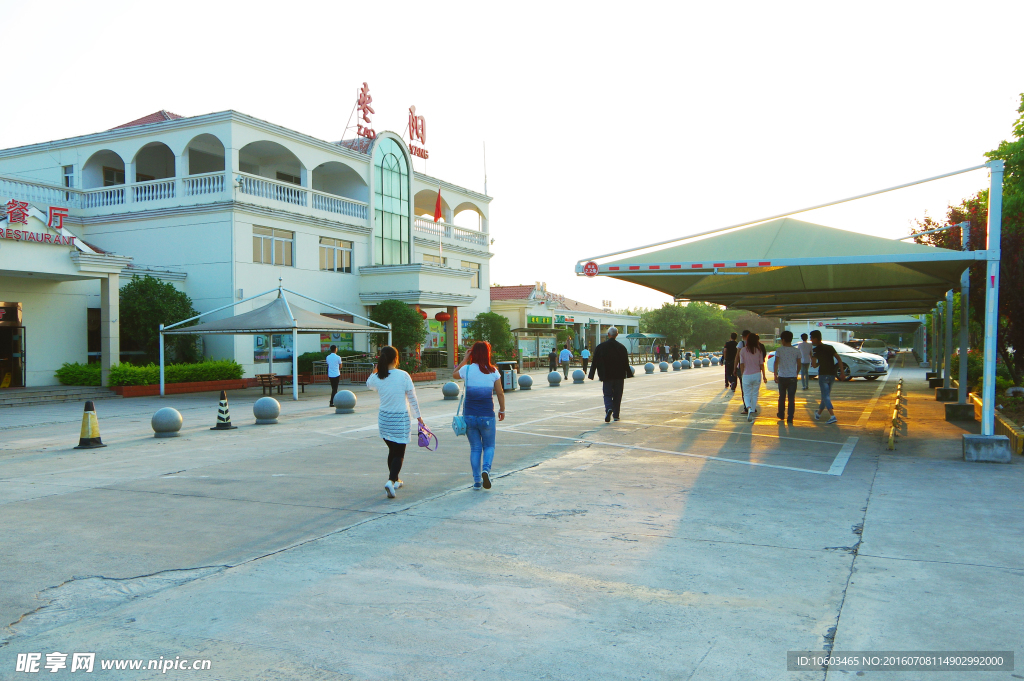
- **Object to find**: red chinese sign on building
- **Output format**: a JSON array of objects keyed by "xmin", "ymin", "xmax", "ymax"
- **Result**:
[
  {"xmin": 356, "ymin": 82, "xmax": 376, "ymax": 139},
  {"xmin": 5, "ymin": 200, "xmax": 29, "ymax": 224},
  {"xmin": 408, "ymin": 105, "xmax": 429, "ymax": 159}
]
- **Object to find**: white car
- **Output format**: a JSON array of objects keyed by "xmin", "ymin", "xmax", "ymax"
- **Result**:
[
  {"xmin": 858, "ymin": 339, "xmax": 889, "ymax": 359},
  {"xmin": 766, "ymin": 341, "xmax": 888, "ymax": 381}
]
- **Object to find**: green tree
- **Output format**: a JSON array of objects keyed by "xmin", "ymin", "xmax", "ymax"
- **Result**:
[
  {"xmin": 464, "ymin": 311, "xmax": 516, "ymax": 359},
  {"xmin": 120, "ymin": 275, "xmax": 199, "ymax": 363},
  {"xmin": 681, "ymin": 301, "xmax": 732, "ymax": 350},
  {"xmin": 370, "ymin": 300, "xmax": 427, "ymax": 352},
  {"xmin": 645, "ymin": 303, "xmax": 691, "ymax": 346},
  {"xmin": 913, "ymin": 93, "xmax": 1024, "ymax": 384}
]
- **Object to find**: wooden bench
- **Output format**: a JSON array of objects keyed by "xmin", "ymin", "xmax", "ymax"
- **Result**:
[
  {"xmin": 277, "ymin": 375, "xmax": 310, "ymax": 393},
  {"xmin": 255, "ymin": 374, "xmax": 280, "ymax": 395}
]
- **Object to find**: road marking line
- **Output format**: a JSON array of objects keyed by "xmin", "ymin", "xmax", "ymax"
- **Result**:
[
  {"xmin": 497, "ymin": 428, "xmax": 835, "ymax": 475},
  {"xmin": 559, "ymin": 414, "xmax": 845, "ymax": 445},
  {"xmin": 827, "ymin": 436, "xmax": 859, "ymax": 476},
  {"xmin": 856, "ymin": 374, "xmax": 891, "ymax": 427}
]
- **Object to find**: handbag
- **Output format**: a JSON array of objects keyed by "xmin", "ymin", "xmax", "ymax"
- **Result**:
[
  {"xmin": 451, "ymin": 393, "xmax": 467, "ymax": 437},
  {"xmin": 418, "ymin": 422, "xmax": 438, "ymax": 451}
]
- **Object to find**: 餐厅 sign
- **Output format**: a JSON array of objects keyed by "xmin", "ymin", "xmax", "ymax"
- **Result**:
[
  {"xmin": 528, "ymin": 315, "xmax": 552, "ymax": 325},
  {"xmin": 2, "ymin": 202, "xmax": 76, "ymax": 246}
]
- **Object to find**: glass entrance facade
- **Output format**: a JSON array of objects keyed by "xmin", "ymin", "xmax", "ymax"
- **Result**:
[{"xmin": 373, "ymin": 137, "xmax": 410, "ymax": 265}]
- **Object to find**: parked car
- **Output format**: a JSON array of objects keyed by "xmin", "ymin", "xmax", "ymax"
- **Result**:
[
  {"xmin": 858, "ymin": 339, "xmax": 889, "ymax": 360},
  {"xmin": 766, "ymin": 341, "xmax": 889, "ymax": 380},
  {"xmin": 847, "ymin": 339, "xmax": 865, "ymax": 351}
]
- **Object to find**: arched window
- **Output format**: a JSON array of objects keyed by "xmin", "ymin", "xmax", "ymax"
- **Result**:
[{"xmin": 373, "ymin": 137, "xmax": 410, "ymax": 265}]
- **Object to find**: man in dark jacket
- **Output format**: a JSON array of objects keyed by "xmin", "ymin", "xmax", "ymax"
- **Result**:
[
  {"xmin": 588, "ymin": 326, "xmax": 633, "ymax": 422},
  {"xmin": 548, "ymin": 349, "xmax": 558, "ymax": 373}
]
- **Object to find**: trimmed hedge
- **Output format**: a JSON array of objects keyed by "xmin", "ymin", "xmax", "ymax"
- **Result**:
[
  {"xmin": 55, "ymin": 362, "xmax": 102, "ymax": 386},
  {"xmin": 297, "ymin": 350, "xmax": 367, "ymax": 373},
  {"xmin": 109, "ymin": 360, "xmax": 244, "ymax": 386}
]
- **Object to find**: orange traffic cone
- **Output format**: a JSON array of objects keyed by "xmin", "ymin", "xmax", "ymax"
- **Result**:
[
  {"xmin": 210, "ymin": 390, "xmax": 237, "ymax": 430},
  {"xmin": 74, "ymin": 400, "xmax": 106, "ymax": 449}
]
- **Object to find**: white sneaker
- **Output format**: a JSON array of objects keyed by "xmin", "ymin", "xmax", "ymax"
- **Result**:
[
  {"xmin": 746, "ymin": 409, "xmax": 754, "ymax": 422},
  {"xmin": 814, "ymin": 410, "xmax": 821, "ymax": 421},
  {"xmin": 384, "ymin": 480, "xmax": 396, "ymax": 498},
  {"xmin": 826, "ymin": 416, "xmax": 838, "ymax": 425},
  {"xmin": 393, "ymin": 479, "xmax": 403, "ymax": 490}
]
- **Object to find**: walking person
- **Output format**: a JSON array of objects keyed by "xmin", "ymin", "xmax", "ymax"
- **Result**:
[
  {"xmin": 366, "ymin": 346, "xmax": 425, "ymax": 499},
  {"xmin": 454, "ymin": 341, "xmax": 506, "ymax": 490},
  {"xmin": 326, "ymin": 345, "xmax": 342, "ymax": 407},
  {"xmin": 738, "ymin": 333, "xmax": 767, "ymax": 422},
  {"xmin": 734, "ymin": 330, "xmax": 764, "ymax": 413},
  {"xmin": 548, "ymin": 348, "xmax": 558, "ymax": 373},
  {"xmin": 810, "ymin": 330, "xmax": 840, "ymax": 424},
  {"xmin": 723, "ymin": 332, "xmax": 739, "ymax": 390},
  {"xmin": 559, "ymin": 346, "xmax": 572, "ymax": 379},
  {"xmin": 580, "ymin": 345, "xmax": 591, "ymax": 374},
  {"xmin": 773, "ymin": 331, "xmax": 800, "ymax": 424},
  {"xmin": 796, "ymin": 333, "xmax": 813, "ymax": 390},
  {"xmin": 588, "ymin": 326, "xmax": 633, "ymax": 422}
]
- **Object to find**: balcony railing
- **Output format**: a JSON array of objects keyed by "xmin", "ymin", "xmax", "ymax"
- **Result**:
[
  {"xmin": 82, "ymin": 186, "xmax": 125, "ymax": 208},
  {"xmin": 237, "ymin": 172, "xmax": 306, "ymax": 207},
  {"xmin": 311, "ymin": 189, "xmax": 368, "ymax": 220},
  {"xmin": 414, "ymin": 217, "xmax": 488, "ymax": 247},
  {"xmin": 133, "ymin": 177, "xmax": 175, "ymax": 203},
  {"xmin": 183, "ymin": 171, "xmax": 226, "ymax": 196},
  {"xmin": 0, "ymin": 175, "xmax": 81, "ymax": 208}
]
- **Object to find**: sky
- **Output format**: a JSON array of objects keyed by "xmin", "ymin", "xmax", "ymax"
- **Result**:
[{"xmin": 2, "ymin": 0, "xmax": 1021, "ymax": 310}]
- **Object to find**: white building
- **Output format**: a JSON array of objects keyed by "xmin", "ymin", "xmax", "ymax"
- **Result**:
[{"xmin": 0, "ymin": 109, "xmax": 492, "ymax": 387}]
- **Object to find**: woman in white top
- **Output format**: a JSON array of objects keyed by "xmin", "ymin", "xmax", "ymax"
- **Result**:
[
  {"xmin": 366, "ymin": 346, "xmax": 424, "ymax": 499},
  {"xmin": 453, "ymin": 341, "xmax": 506, "ymax": 490}
]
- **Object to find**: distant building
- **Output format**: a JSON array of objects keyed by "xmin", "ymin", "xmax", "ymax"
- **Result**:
[{"xmin": 490, "ymin": 283, "xmax": 640, "ymax": 362}]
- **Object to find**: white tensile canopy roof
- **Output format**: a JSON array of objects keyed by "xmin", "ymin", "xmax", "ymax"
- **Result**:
[{"xmin": 162, "ymin": 297, "xmax": 383, "ymax": 336}]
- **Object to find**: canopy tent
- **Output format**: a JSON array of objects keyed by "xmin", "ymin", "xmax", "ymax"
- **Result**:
[
  {"xmin": 576, "ymin": 159, "xmax": 1007, "ymax": 453},
  {"xmin": 589, "ymin": 218, "xmax": 980, "ymax": 319},
  {"xmin": 160, "ymin": 285, "xmax": 389, "ymax": 400}
]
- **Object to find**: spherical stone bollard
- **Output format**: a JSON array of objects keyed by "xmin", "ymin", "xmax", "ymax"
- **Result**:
[
  {"xmin": 442, "ymin": 382, "xmax": 461, "ymax": 400},
  {"xmin": 644, "ymin": 362, "xmax": 655, "ymax": 374},
  {"xmin": 711, "ymin": 356, "xmax": 720, "ymax": 366},
  {"xmin": 333, "ymin": 390, "xmax": 357, "ymax": 414},
  {"xmin": 672, "ymin": 361, "xmax": 681, "ymax": 371},
  {"xmin": 702, "ymin": 358, "xmax": 711, "ymax": 367},
  {"xmin": 572, "ymin": 369, "xmax": 586, "ymax": 384},
  {"xmin": 151, "ymin": 407, "xmax": 183, "ymax": 438},
  {"xmin": 659, "ymin": 362, "xmax": 669, "ymax": 372},
  {"xmin": 681, "ymin": 360, "xmax": 690, "ymax": 369},
  {"xmin": 253, "ymin": 396, "xmax": 281, "ymax": 424},
  {"xmin": 547, "ymin": 371, "xmax": 562, "ymax": 387},
  {"xmin": 518, "ymin": 374, "xmax": 533, "ymax": 390}
]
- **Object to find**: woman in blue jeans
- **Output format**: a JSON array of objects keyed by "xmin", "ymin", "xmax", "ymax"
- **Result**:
[{"xmin": 453, "ymin": 341, "xmax": 506, "ymax": 490}]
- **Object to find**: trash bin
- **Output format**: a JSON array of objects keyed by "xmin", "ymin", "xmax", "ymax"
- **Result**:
[{"xmin": 496, "ymin": 361, "xmax": 517, "ymax": 391}]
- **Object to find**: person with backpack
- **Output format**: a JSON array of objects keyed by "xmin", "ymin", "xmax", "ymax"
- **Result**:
[
  {"xmin": 454, "ymin": 341, "xmax": 506, "ymax": 490},
  {"xmin": 366, "ymin": 346, "xmax": 425, "ymax": 499}
]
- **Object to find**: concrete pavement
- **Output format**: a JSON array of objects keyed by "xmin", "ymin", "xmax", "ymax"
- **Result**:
[{"xmin": 1, "ymin": 358, "xmax": 1020, "ymax": 680}]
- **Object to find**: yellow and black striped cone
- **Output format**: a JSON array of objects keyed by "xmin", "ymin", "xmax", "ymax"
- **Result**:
[
  {"xmin": 210, "ymin": 390, "xmax": 237, "ymax": 430},
  {"xmin": 74, "ymin": 400, "xmax": 107, "ymax": 449}
]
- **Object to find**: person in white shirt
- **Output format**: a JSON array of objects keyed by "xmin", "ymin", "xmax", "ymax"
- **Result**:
[
  {"xmin": 454, "ymin": 341, "xmax": 506, "ymax": 490},
  {"xmin": 773, "ymin": 330, "xmax": 802, "ymax": 424},
  {"xmin": 325, "ymin": 345, "xmax": 342, "ymax": 407},
  {"xmin": 366, "ymin": 346, "xmax": 425, "ymax": 499},
  {"xmin": 559, "ymin": 346, "xmax": 572, "ymax": 379},
  {"xmin": 796, "ymin": 333, "xmax": 814, "ymax": 390}
]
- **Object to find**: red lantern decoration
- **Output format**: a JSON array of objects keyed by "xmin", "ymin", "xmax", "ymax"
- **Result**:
[
  {"xmin": 419, "ymin": 309, "xmax": 427, "ymax": 320},
  {"xmin": 435, "ymin": 312, "xmax": 451, "ymax": 322}
]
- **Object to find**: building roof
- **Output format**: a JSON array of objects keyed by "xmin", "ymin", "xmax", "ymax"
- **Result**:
[
  {"xmin": 490, "ymin": 285, "xmax": 537, "ymax": 301},
  {"xmin": 555, "ymin": 297, "xmax": 604, "ymax": 314},
  {"xmin": 110, "ymin": 110, "xmax": 185, "ymax": 130}
]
